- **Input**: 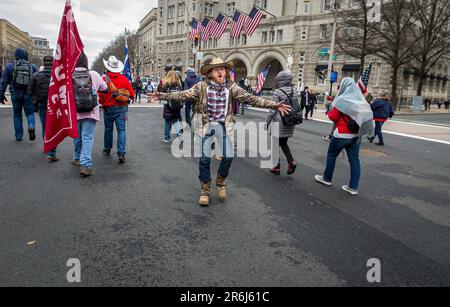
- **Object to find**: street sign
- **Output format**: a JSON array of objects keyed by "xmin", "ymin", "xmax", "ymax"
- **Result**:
[
  {"xmin": 330, "ymin": 71, "xmax": 338, "ymax": 83},
  {"xmin": 196, "ymin": 52, "xmax": 204, "ymax": 61},
  {"xmin": 332, "ymin": 54, "xmax": 337, "ymax": 61},
  {"xmin": 319, "ymin": 48, "xmax": 329, "ymax": 56}
]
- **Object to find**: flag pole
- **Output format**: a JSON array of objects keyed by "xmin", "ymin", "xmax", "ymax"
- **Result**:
[{"xmin": 254, "ymin": 5, "xmax": 276, "ymax": 18}]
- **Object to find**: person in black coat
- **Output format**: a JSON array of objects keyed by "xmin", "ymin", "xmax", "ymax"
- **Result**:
[
  {"xmin": 300, "ymin": 87, "xmax": 316, "ymax": 120},
  {"xmin": 158, "ymin": 70, "xmax": 183, "ymax": 143}
]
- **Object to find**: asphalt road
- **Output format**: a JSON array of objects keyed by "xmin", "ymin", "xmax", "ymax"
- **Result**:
[
  {"xmin": 394, "ymin": 113, "xmax": 450, "ymax": 126},
  {"xmin": 0, "ymin": 107, "xmax": 449, "ymax": 287}
]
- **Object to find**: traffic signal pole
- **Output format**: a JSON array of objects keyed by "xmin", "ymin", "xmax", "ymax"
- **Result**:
[{"xmin": 327, "ymin": 1, "xmax": 338, "ymax": 96}]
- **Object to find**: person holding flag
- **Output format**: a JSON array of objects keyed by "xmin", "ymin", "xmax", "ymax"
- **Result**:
[{"xmin": 148, "ymin": 57, "xmax": 291, "ymax": 207}]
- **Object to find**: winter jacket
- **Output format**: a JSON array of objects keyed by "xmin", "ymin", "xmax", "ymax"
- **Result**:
[
  {"xmin": 159, "ymin": 82, "xmax": 183, "ymax": 121},
  {"xmin": 183, "ymin": 70, "xmax": 201, "ymax": 104},
  {"xmin": 266, "ymin": 71, "xmax": 298, "ymax": 138},
  {"xmin": 159, "ymin": 79, "xmax": 279, "ymax": 143},
  {"xmin": 0, "ymin": 48, "xmax": 38, "ymax": 98},
  {"xmin": 328, "ymin": 107, "xmax": 356, "ymax": 137},
  {"xmin": 98, "ymin": 72, "xmax": 135, "ymax": 108},
  {"xmin": 28, "ymin": 68, "xmax": 52, "ymax": 106},
  {"xmin": 371, "ymin": 98, "xmax": 394, "ymax": 122},
  {"xmin": 300, "ymin": 90, "xmax": 315, "ymax": 108}
]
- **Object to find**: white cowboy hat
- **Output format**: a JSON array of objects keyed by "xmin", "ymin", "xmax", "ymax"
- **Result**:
[{"xmin": 103, "ymin": 55, "xmax": 124, "ymax": 73}]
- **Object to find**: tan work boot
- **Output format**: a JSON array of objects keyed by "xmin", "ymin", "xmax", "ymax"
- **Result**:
[
  {"xmin": 199, "ymin": 180, "xmax": 212, "ymax": 207},
  {"xmin": 216, "ymin": 175, "xmax": 227, "ymax": 202}
]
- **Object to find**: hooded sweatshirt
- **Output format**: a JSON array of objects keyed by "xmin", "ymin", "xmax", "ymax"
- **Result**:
[
  {"xmin": 0, "ymin": 48, "xmax": 38, "ymax": 97},
  {"xmin": 184, "ymin": 69, "xmax": 201, "ymax": 91}
]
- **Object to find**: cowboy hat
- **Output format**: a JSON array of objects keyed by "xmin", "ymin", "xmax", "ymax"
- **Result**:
[
  {"xmin": 201, "ymin": 57, "xmax": 233, "ymax": 76},
  {"xmin": 103, "ymin": 55, "xmax": 124, "ymax": 73}
]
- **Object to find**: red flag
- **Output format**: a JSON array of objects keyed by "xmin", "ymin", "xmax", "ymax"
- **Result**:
[{"xmin": 44, "ymin": 0, "xmax": 84, "ymax": 153}]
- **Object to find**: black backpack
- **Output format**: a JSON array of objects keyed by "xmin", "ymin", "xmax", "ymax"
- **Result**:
[
  {"xmin": 340, "ymin": 113, "xmax": 360, "ymax": 133},
  {"xmin": 167, "ymin": 86, "xmax": 183, "ymax": 111},
  {"xmin": 35, "ymin": 71, "xmax": 52, "ymax": 103},
  {"xmin": 13, "ymin": 59, "xmax": 32, "ymax": 90},
  {"xmin": 279, "ymin": 88, "xmax": 303, "ymax": 126},
  {"xmin": 73, "ymin": 70, "xmax": 97, "ymax": 113}
]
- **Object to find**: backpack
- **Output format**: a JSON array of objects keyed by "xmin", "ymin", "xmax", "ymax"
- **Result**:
[
  {"xmin": 106, "ymin": 75, "xmax": 131, "ymax": 104},
  {"xmin": 340, "ymin": 113, "xmax": 360, "ymax": 133},
  {"xmin": 35, "ymin": 71, "xmax": 52, "ymax": 103},
  {"xmin": 73, "ymin": 70, "xmax": 97, "ymax": 113},
  {"xmin": 166, "ymin": 85, "xmax": 183, "ymax": 111},
  {"xmin": 278, "ymin": 88, "xmax": 303, "ymax": 126},
  {"xmin": 13, "ymin": 60, "xmax": 32, "ymax": 90}
]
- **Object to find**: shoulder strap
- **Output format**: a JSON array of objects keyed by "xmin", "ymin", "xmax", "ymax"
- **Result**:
[{"xmin": 278, "ymin": 88, "xmax": 293, "ymax": 105}]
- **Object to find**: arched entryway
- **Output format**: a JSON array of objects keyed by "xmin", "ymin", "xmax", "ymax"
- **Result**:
[
  {"xmin": 255, "ymin": 58, "xmax": 284, "ymax": 90},
  {"xmin": 233, "ymin": 59, "xmax": 248, "ymax": 83}
]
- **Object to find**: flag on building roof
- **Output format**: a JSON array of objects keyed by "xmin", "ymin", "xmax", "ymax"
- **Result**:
[
  {"xmin": 188, "ymin": 19, "xmax": 200, "ymax": 41},
  {"xmin": 244, "ymin": 6, "xmax": 264, "ymax": 37},
  {"xmin": 231, "ymin": 11, "xmax": 249, "ymax": 38},
  {"xmin": 256, "ymin": 67, "xmax": 270, "ymax": 94},
  {"xmin": 358, "ymin": 63, "xmax": 372, "ymax": 95},
  {"xmin": 212, "ymin": 13, "xmax": 231, "ymax": 40}
]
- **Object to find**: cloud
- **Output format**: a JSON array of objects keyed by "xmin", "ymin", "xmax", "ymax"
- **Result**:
[{"xmin": 0, "ymin": 0, "xmax": 158, "ymax": 65}]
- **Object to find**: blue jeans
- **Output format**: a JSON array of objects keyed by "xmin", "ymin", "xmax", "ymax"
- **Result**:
[
  {"xmin": 199, "ymin": 123, "xmax": 234, "ymax": 183},
  {"xmin": 11, "ymin": 93, "xmax": 35, "ymax": 140},
  {"xmin": 185, "ymin": 102, "xmax": 192, "ymax": 127},
  {"xmin": 374, "ymin": 121, "xmax": 384, "ymax": 144},
  {"xmin": 323, "ymin": 137, "xmax": 361, "ymax": 190},
  {"xmin": 164, "ymin": 118, "xmax": 181, "ymax": 141},
  {"xmin": 104, "ymin": 106, "xmax": 127, "ymax": 156},
  {"xmin": 73, "ymin": 119, "xmax": 96, "ymax": 168},
  {"xmin": 38, "ymin": 105, "xmax": 57, "ymax": 157}
]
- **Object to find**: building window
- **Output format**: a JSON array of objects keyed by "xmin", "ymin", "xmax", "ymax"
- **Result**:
[
  {"xmin": 256, "ymin": 0, "xmax": 268, "ymax": 10},
  {"xmin": 241, "ymin": 34, "xmax": 247, "ymax": 45},
  {"xmin": 177, "ymin": 22, "xmax": 185, "ymax": 34},
  {"xmin": 276, "ymin": 30, "xmax": 283, "ymax": 43},
  {"xmin": 301, "ymin": 27, "xmax": 308, "ymax": 40},
  {"xmin": 204, "ymin": 3, "xmax": 214, "ymax": 16},
  {"xmin": 178, "ymin": 4, "xmax": 185, "ymax": 17},
  {"xmin": 304, "ymin": 1, "xmax": 310, "ymax": 14},
  {"xmin": 227, "ymin": 2, "xmax": 236, "ymax": 15},
  {"xmin": 269, "ymin": 30, "xmax": 275, "ymax": 43},
  {"xmin": 167, "ymin": 23, "xmax": 174, "ymax": 36},
  {"xmin": 168, "ymin": 5, "xmax": 175, "ymax": 19},
  {"xmin": 320, "ymin": 24, "xmax": 328, "ymax": 39},
  {"xmin": 262, "ymin": 31, "xmax": 268, "ymax": 44}
]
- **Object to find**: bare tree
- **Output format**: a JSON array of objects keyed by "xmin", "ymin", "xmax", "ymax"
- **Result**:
[
  {"xmin": 410, "ymin": 0, "xmax": 450, "ymax": 96},
  {"xmin": 337, "ymin": 0, "xmax": 380, "ymax": 75},
  {"xmin": 91, "ymin": 31, "xmax": 138, "ymax": 74},
  {"xmin": 372, "ymin": 0, "xmax": 421, "ymax": 109}
]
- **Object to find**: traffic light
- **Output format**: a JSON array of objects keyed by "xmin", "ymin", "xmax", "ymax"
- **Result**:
[
  {"xmin": 194, "ymin": 33, "xmax": 200, "ymax": 47},
  {"xmin": 318, "ymin": 70, "xmax": 326, "ymax": 80}
]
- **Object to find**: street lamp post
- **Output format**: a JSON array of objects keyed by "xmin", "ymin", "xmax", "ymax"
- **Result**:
[{"xmin": 327, "ymin": 0, "xmax": 338, "ymax": 96}]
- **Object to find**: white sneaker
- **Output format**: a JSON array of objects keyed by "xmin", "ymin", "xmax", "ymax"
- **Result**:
[
  {"xmin": 315, "ymin": 175, "xmax": 332, "ymax": 186},
  {"xmin": 342, "ymin": 185, "xmax": 359, "ymax": 196}
]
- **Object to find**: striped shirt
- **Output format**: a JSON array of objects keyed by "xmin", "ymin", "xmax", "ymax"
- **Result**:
[{"xmin": 207, "ymin": 82, "xmax": 227, "ymax": 122}]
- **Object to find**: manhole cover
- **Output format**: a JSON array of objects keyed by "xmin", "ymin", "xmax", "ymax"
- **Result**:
[{"xmin": 360, "ymin": 148, "xmax": 388, "ymax": 157}]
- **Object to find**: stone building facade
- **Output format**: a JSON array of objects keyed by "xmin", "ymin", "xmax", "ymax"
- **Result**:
[
  {"xmin": 0, "ymin": 19, "xmax": 34, "ymax": 68},
  {"xmin": 144, "ymin": 0, "xmax": 449, "ymax": 100},
  {"xmin": 136, "ymin": 8, "xmax": 158, "ymax": 78}
]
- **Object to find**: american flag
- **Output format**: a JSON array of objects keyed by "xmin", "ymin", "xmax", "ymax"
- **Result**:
[
  {"xmin": 212, "ymin": 13, "xmax": 231, "ymax": 40},
  {"xmin": 230, "ymin": 68, "xmax": 235, "ymax": 82},
  {"xmin": 358, "ymin": 63, "xmax": 372, "ymax": 95},
  {"xmin": 188, "ymin": 19, "xmax": 200, "ymax": 41},
  {"xmin": 231, "ymin": 11, "xmax": 249, "ymax": 38},
  {"xmin": 256, "ymin": 67, "xmax": 269, "ymax": 94},
  {"xmin": 200, "ymin": 18, "xmax": 214, "ymax": 42},
  {"xmin": 244, "ymin": 7, "xmax": 264, "ymax": 37}
]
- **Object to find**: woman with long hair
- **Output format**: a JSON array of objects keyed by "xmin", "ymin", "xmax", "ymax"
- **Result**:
[{"xmin": 158, "ymin": 70, "xmax": 183, "ymax": 143}]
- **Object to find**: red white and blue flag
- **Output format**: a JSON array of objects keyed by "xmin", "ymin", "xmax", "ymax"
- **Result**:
[
  {"xmin": 212, "ymin": 13, "xmax": 231, "ymax": 40},
  {"xmin": 200, "ymin": 18, "xmax": 214, "ymax": 42},
  {"xmin": 231, "ymin": 11, "xmax": 249, "ymax": 38},
  {"xmin": 256, "ymin": 67, "xmax": 270, "ymax": 94},
  {"xmin": 244, "ymin": 7, "xmax": 264, "ymax": 37},
  {"xmin": 358, "ymin": 63, "xmax": 372, "ymax": 95},
  {"xmin": 230, "ymin": 67, "xmax": 236, "ymax": 82}
]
